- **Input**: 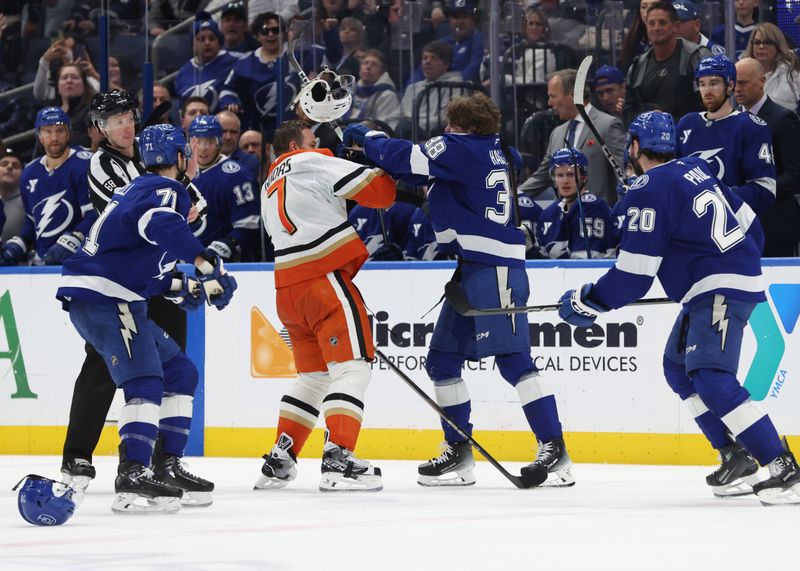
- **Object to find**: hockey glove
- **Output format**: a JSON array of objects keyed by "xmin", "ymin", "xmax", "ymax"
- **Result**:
[
  {"xmin": 195, "ymin": 251, "xmax": 238, "ymax": 310},
  {"xmin": 43, "ymin": 231, "xmax": 84, "ymax": 265},
  {"xmin": 519, "ymin": 221, "xmax": 535, "ymax": 251},
  {"xmin": 164, "ymin": 272, "xmax": 205, "ymax": 310},
  {"xmin": 342, "ymin": 124, "xmax": 387, "ymax": 148},
  {"xmin": 0, "ymin": 236, "xmax": 28, "ymax": 265},
  {"xmin": 558, "ymin": 283, "xmax": 609, "ymax": 328},
  {"xmin": 206, "ymin": 236, "xmax": 240, "ymax": 262},
  {"xmin": 371, "ymin": 242, "xmax": 405, "ymax": 261}
]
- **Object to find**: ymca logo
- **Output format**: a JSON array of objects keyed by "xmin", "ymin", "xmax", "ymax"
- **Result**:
[{"xmin": 743, "ymin": 284, "xmax": 800, "ymax": 400}]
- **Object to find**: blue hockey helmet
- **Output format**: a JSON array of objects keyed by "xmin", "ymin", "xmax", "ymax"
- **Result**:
[
  {"xmin": 14, "ymin": 475, "xmax": 76, "ymax": 526},
  {"xmin": 139, "ymin": 124, "xmax": 191, "ymax": 167},
  {"xmin": 627, "ymin": 111, "xmax": 675, "ymax": 155},
  {"xmin": 694, "ymin": 54, "xmax": 736, "ymax": 88},
  {"xmin": 188, "ymin": 115, "xmax": 223, "ymax": 140},
  {"xmin": 549, "ymin": 147, "xmax": 589, "ymax": 177},
  {"xmin": 34, "ymin": 107, "xmax": 71, "ymax": 131}
]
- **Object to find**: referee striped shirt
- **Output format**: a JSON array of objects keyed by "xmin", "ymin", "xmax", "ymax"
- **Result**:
[{"xmin": 87, "ymin": 141, "xmax": 145, "ymax": 213}]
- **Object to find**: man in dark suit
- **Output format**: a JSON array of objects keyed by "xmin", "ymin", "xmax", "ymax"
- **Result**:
[
  {"xmin": 736, "ymin": 57, "xmax": 800, "ymax": 256},
  {"xmin": 518, "ymin": 68, "xmax": 626, "ymax": 206}
]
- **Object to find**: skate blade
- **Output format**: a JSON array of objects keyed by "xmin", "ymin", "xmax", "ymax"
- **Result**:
[
  {"xmin": 254, "ymin": 474, "xmax": 291, "ymax": 490},
  {"xmin": 756, "ymin": 483, "xmax": 800, "ymax": 506},
  {"xmin": 712, "ymin": 473, "xmax": 762, "ymax": 498},
  {"xmin": 417, "ymin": 467, "xmax": 476, "ymax": 487},
  {"xmin": 319, "ymin": 472, "xmax": 383, "ymax": 492},
  {"xmin": 538, "ymin": 465, "xmax": 576, "ymax": 488},
  {"xmin": 178, "ymin": 491, "xmax": 213, "ymax": 507},
  {"xmin": 111, "ymin": 493, "xmax": 181, "ymax": 514}
]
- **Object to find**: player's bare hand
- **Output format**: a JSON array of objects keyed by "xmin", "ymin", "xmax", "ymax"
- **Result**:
[
  {"xmin": 226, "ymin": 103, "xmax": 240, "ymax": 114},
  {"xmin": 185, "ymin": 139, "xmax": 200, "ymax": 180},
  {"xmin": 615, "ymin": 97, "xmax": 624, "ymax": 114},
  {"xmin": 43, "ymin": 40, "xmax": 68, "ymax": 63},
  {"xmin": 323, "ymin": 18, "xmax": 338, "ymax": 31},
  {"xmin": 187, "ymin": 205, "xmax": 199, "ymax": 223}
]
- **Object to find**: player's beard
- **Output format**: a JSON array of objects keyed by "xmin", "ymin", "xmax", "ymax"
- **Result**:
[
  {"xmin": 630, "ymin": 152, "xmax": 645, "ymax": 176},
  {"xmin": 702, "ymin": 89, "xmax": 731, "ymax": 114}
]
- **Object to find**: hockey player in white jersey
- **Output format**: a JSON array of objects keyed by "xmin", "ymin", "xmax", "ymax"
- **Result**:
[
  {"xmin": 559, "ymin": 112, "xmax": 799, "ymax": 505},
  {"xmin": 675, "ymin": 55, "xmax": 776, "ymax": 216}
]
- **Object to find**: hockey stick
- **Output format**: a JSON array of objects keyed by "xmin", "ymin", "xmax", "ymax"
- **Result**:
[
  {"xmin": 373, "ymin": 348, "xmax": 542, "ymax": 489},
  {"xmin": 444, "ymin": 280, "xmax": 672, "ymax": 316},
  {"xmin": 573, "ymin": 55, "xmax": 629, "ymax": 190},
  {"xmin": 287, "ymin": 25, "xmax": 392, "ymax": 253}
]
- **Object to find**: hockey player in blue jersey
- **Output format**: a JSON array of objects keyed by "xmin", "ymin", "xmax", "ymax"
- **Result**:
[
  {"xmin": 56, "ymin": 124, "xmax": 238, "ymax": 513},
  {"xmin": 517, "ymin": 193, "xmax": 543, "ymax": 259},
  {"xmin": 537, "ymin": 148, "xmax": 615, "ymax": 259},
  {"xmin": 405, "ymin": 204, "xmax": 449, "ymax": 261},
  {"xmin": 188, "ymin": 115, "xmax": 260, "ymax": 262},
  {"xmin": 0, "ymin": 107, "xmax": 95, "ymax": 266},
  {"xmin": 559, "ymin": 112, "xmax": 800, "ymax": 505},
  {"xmin": 349, "ymin": 200, "xmax": 416, "ymax": 261},
  {"xmin": 675, "ymin": 55, "xmax": 776, "ymax": 216},
  {"xmin": 344, "ymin": 92, "xmax": 572, "ymax": 487}
]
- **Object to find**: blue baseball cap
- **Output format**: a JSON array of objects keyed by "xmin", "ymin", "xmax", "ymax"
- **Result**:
[
  {"xmin": 672, "ymin": 0, "xmax": 699, "ymax": 21},
  {"xmin": 594, "ymin": 65, "xmax": 625, "ymax": 88},
  {"xmin": 449, "ymin": 0, "xmax": 477, "ymax": 15}
]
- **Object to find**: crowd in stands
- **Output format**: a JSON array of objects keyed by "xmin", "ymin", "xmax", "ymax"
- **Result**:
[{"xmin": 1, "ymin": 0, "xmax": 800, "ymax": 265}]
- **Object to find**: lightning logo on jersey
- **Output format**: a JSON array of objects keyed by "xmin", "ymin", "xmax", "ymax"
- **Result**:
[{"xmin": 34, "ymin": 190, "xmax": 74, "ymax": 238}]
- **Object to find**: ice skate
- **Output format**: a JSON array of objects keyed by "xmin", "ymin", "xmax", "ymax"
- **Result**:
[
  {"xmin": 753, "ymin": 438, "xmax": 800, "ymax": 506},
  {"xmin": 255, "ymin": 433, "xmax": 298, "ymax": 490},
  {"xmin": 152, "ymin": 455, "xmax": 214, "ymax": 507},
  {"xmin": 706, "ymin": 442, "xmax": 762, "ymax": 497},
  {"xmin": 417, "ymin": 441, "xmax": 476, "ymax": 487},
  {"xmin": 521, "ymin": 438, "xmax": 575, "ymax": 487},
  {"xmin": 320, "ymin": 440, "xmax": 382, "ymax": 492},
  {"xmin": 60, "ymin": 458, "xmax": 96, "ymax": 506},
  {"xmin": 112, "ymin": 461, "xmax": 183, "ymax": 514}
]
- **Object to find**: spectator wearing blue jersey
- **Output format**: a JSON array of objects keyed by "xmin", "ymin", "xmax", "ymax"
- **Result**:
[
  {"xmin": 346, "ymin": 92, "xmax": 573, "ymax": 488},
  {"xmin": 675, "ymin": 55, "xmax": 776, "ymax": 216},
  {"xmin": 559, "ymin": 111, "xmax": 800, "ymax": 505},
  {"xmin": 188, "ymin": 115, "xmax": 260, "ymax": 262},
  {"xmin": 710, "ymin": 0, "xmax": 757, "ymax": 60},
  {"xmin": 215, "ymin": 109, "xmax": 260, "ymax": 182},
  {"xmin": 219, "ymin": 1, "xmax": 259, "ymax": 57},
  {"xmin": 672, "ymin": 0, "xmax": 724, "ymax": 56},
  {"xmin": 0, "ymin": 107, "xmax": 96, "ymax": 267},
  {"xmin": 175, "ymin": 12, "xmax": 240, "ymax": 113},
  {"xmin": 57, "ymin": 124, "xmax": 237, "ymax": 513},
  {"xmin": 344, "ymin": 50, "xmax": 401, "ymax": 130},
  {"xmin": 536, "ymin": 148, "xmax": 615, "ymax": 259}
]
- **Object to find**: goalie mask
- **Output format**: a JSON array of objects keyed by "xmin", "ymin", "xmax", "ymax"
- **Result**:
[{"xmin": 295, "ymin": 67, "xmax": 355, "ymax": 123}]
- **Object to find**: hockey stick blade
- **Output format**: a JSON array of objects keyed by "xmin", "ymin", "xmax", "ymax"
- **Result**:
[
  {"xmin": 445, "ymin": 280, "xmax": 672, "ymax": 316},
  {"xmin": 374, "ymin": 348, "xmax": 538, "ymax": 489},
  {"xmin": 573, "ymin": 55, "xmax": 629, "ymax": 189}
]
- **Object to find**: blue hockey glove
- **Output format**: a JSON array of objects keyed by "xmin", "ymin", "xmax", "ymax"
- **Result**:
[
  {"xmin": 206, "ymin": 236, "xmax": 240, "ymax": 262},
  {"xmin": 0, "ymin": 236, "xmax": 28, "ymax": 265},
  {"xmin": 195, "ymin": 251, "xmax": 238, "ymax": 310},
  {"xmin": 342, "ymin": 124, "xmax": 387, "ymax": 148},
  {"xmin": 43, "ymin": 231, "xmax": 84, "ymax": 265},
  {"xmin": 558, "ymin": 283, "xmax": 608, "ymax": 328},
  {"xmin": 164, "ymin": 272, "xmax": 205, "ymax": 310},
  {"xmin": 371, "ymin": 242, "xmax": 405, "ymax": 261}
]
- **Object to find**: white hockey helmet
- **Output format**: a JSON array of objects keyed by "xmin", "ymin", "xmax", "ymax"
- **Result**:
[{"xmin": 295, "ymin": 67, "xmax": 355, "ymax": 123}]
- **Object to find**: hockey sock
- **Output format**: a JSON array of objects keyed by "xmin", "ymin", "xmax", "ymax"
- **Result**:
[
  {"xmin": 684, "ymin": 394, "xmax": 731, "ymax": 449},
  {"xmin": 158, "ymin": 393, "xmax": 193, "ymax": 457},
  {"xmin": 515, "ymin": 373, "xmax": 562, "ymax": 442},
  {"xmin": 433, "ymin": 378, "xmax": 472, "ymax": 443},
  {"xmin": 323, "ymin": 360, "xmax": 370, "ymax": 451},
  {"xmin": 277, "ymin": 371, "xmax": 328, "ymax": 456},
  {"xmin": 119, "ymin": 376, "xmax": 162, "ymax": 466}
]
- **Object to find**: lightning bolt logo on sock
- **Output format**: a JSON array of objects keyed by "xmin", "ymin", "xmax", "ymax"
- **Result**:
[
  {"xmin": 711, "ymin": 294, "xmax": 729, "ymax": 351},
  {"xmin": 117, "ymin": 303, "xmax": 138, "ymax": 360}
]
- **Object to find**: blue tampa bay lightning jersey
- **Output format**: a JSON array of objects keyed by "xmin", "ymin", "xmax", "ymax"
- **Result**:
[
  {"xmin": 19, "ymin": 148, "xmax": 95, "ymax": 258},
  {"xmin": 517, "ymin": 193, "xmax": 543, "ymax": 259},
  {"xmin": 191, "ymin": 156, "xmax": 260, "ymax": 257},
  {"xmin": 219, "ymin": 48, "xmax": 322, "ymax": 132},
  {"xmin": 591, "ymin": 157, "xmax": 765, "ymax": 310},
  {"xmin": 175, "ymin": 50, "xmax": 241, "ymax": 113},
  {"xmin": 675, "ymin": 110, "xmax": 776, "ymax": 214},
  {"xmin": 404, "ymin": 206, "xmax": 446, "ymax": 260},
  {"xmin": 57, "ymin": 174, "xmax": 205, "ymax": 304},
  {"xmin": 348, "ymin": 201, "xmax": 416, "ymax": 256},
  {"xmin": 363, "ymin": 133, "xmax": 526, "ymax": 268},
  {"xmin": 537, "ymin": 193, "xmax": 614, "ymax": 259}
]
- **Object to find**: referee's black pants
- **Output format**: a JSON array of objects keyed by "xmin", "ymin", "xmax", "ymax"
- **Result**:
[{"xmin": 61, "ymin": 296, "xmax": 188, "ymax": 467}]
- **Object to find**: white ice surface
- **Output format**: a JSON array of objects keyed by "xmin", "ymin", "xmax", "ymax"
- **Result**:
[{"xmin": 0, "ymin": 455, "xmax": 795, "ymax": 571}]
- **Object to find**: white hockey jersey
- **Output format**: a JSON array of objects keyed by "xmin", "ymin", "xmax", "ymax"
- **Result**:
[{"xmin": 261, "ymin": 148, "xmax": 396, "ymax": 287}]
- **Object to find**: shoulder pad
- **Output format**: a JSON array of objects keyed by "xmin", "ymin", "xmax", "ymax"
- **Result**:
[
  {"xmin": 76, "ymin": 150, "xmax": 94, "ymax": 160},
  {"xmin": 221, "ymin": 160, "xmax": 242, "ymax": 174},
  {"xmin": 629, "ymin": 174, "xmax": 649, "ymax": 190},
  {"xmin": 748, "ymin": 113, "xmax": 767, "ymax": 127}
]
